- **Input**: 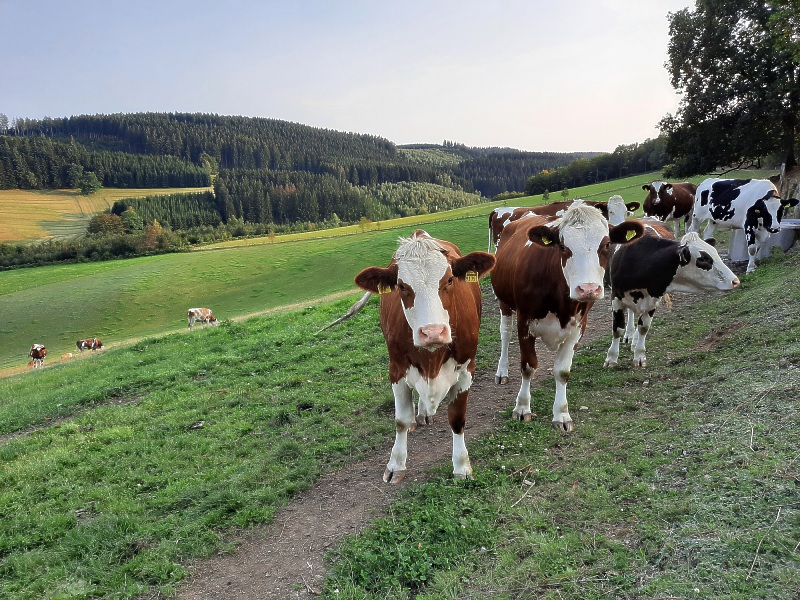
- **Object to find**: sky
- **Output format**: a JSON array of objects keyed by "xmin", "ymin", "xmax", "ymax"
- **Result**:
[{"xmin": 0, "ymin": 0, "xmax": 691, "ymax": 153}]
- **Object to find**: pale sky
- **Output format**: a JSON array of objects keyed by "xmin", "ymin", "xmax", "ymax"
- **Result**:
[{"xmin": 0, "ymin": 0, "xmax": 690, "ymax": 153}]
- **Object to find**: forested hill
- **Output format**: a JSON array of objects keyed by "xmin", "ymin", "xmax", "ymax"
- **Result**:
[{"xmin": 1, "ymin": 113, "xmax": 593, "ymax": 197}]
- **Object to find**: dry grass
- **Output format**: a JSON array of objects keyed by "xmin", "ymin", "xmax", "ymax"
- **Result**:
[{"xmin": 0, "ymin": 187, "xmax": 211, "ymax": 242}]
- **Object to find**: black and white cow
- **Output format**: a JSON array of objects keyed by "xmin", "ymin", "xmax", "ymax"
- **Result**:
[
  {"xmin": 689, "ymin": 178, "xmax": 799, "ymax": 273},
  {"xmin": 604, "ymin": 219, "xmax": 740, "ymax": 368}
]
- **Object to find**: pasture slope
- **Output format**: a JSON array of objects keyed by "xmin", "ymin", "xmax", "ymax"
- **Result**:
[
  {"xmin": 0, "ymin": 244, "xmax": 797, "ymax": 598},
  {"xmin": 0, "ymin": 170, "xmax": 682, "ymax": 373},
  {"xmin": 0, "ymin": 187, "xmax": 211, "ymax": 243}
]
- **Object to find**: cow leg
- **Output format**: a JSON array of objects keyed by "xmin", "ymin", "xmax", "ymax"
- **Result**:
[
  {"xmin": 448, "ymin": 389, "xmax": 473, "ymax": 479},
  {"xmin": 604, "ymin": 297, "xmax": 626, "ymax": 367},
  {"xmin": 495, "ymin": 305, "xmax": 514, "ymax": 384},
  {"xmin": 384, "ymin": 381, "xmax": 415, "ymax": 483},
  {"xmin": 702, "ymin": 221, "xmax": 718, "ymax": 241},
  {"xmin": 512, "ymin": 319, "xmax": 537, "ymax": 421},
  {"xmin": 632, "ymin": 309, "xmax": 655, "ymax": 367},
  {"xmin": 551, "ymin": 325, "xmax": 581, "ymax": 433},
  {"xmin": 623, "ymin": 308, "xmax": 636, "ymax": 344}
]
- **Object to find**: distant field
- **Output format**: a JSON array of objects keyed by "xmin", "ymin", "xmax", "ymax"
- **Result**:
[{"xmin": 0, "ymin": 187, "xmax": 212, "ymax": 242}]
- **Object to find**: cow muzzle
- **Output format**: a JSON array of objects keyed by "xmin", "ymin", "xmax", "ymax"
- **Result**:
[
  {"xmin": 768, "ymin": 226, "xmax": 780, "ymax": 234},
  {"xmin": 573, "ymin": 283, "xmax": 603, "ymax": 301},
  {"xmin": 417, "ymin": 324, "xmax": 451, "ymax": 347}
]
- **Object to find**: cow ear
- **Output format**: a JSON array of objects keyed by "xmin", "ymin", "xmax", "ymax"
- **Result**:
[
  {"xmin": 664, "ymin": 183, "xmax": 673, "ymax": 191},
  {"xmin": 704, "ymin": 237, "xmax": 717, "ymax": 247},
  {"xmin": 678, "ymin": 245, "xmax": 692, "ymax": 266},
  {"xmin": 355, "ymin": 264, "xmax": 398, "ymax": 294},
  {"xmin": 609, "ymin": 221, "xmax": 644, "ymax": 244},
  {"xmin": 642, "ymin": 184, "xmax": 650, "ymax": 191},
  {"xmin": 626, "ymin": 201, "xmax": 641, "ymax": 212},
  {"xmin": 527, "ymin": 225, "xmax": 560, "ymax": 248},
  {"xmin": 452, "ymin": 251, "xmax": 496, "ymax": 280},
  {"xmin": 783, "ymin": 197, "xmax": 800, "ymax": 207}
]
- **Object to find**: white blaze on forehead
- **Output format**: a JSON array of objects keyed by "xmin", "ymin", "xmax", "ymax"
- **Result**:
[
  {"xmin": 558, "ymin": 204, "xmax": 610, "ymax": 295},
  {"xmin": 394, "ymin": 233, "xmax": 451, "ymax": 339},
  {"xmin": 606, "ymin": 195, "xmax": 628, "ymax": 225},
  {"xmin": 673, "ymin": 232, "xmax": 739, "ymax": 292}
]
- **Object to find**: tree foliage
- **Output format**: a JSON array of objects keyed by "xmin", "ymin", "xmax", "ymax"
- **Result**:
[{"xmin": 660, "ymin": 0, "xmax": 800, "ymax": 175}]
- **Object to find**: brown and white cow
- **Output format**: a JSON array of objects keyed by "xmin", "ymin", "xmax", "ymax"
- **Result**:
[
  {"xmin": 642, "ymin": 181, "xmax": 697, "ymax": 237},
  {"xmin": 604, "ymin": 219, "xmax": 740, "ymax": 368},
  {"xmin": 491, "ymin": 204, "xmax": 644, "ymax": 431},
  {"xmin": 488, "ymin": 196, "xmax": 639, "ymax": 251},
  {"xmin": 354, "ymin": 230, "xmax": 495, "ymax": 482},
  {"xmin": 187, "ymin": 308, "xmax": 219, "ymax": 330},
  {"xmin": 76, "ymin": 338, "xmax": 104, "ymax": 352},
  {"xmin": 29, "ymin": 343, "xmax": 47, "ymax": 368}
]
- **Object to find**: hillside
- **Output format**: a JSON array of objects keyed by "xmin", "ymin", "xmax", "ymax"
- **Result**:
[
  {"xmin": 0, "ymin": 230, "xmax": 797, "ymax": 598},
  {"xmin": 0, "ymin": 113, "xmax": 669, "ymax": 246}
]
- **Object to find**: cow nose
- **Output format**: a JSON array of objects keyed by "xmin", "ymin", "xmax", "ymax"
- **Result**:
[
  {"xmin": 768, "ymin": 227, "xmax": 780, "ymax": 234},
  {"xmin": 418, "ymin": 324, "xmax": 449, "ymax": 346},
  {"xmin": 731, "ymin": 277, "xmax": 741, "ymax": 289},
  {"xmin": 575, "ymin": 284, "xmax": 602, "ymax": 300}
]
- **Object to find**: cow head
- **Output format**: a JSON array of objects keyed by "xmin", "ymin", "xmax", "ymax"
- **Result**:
[
  {"xmin": 526, "ymin": 204, "xmax": 645, "ymax": 301},
  {"xmin": 603, "ymin": 195, "xmax": 640, "ymax": 225},
  {"xmin": 672, "ymin": 233, "xmax": 740, "ymax": 292},
  {"xmin": 355, "ymin": 230, "xmax": 495, "ymax": 348},
  {"xmin": 642, "ymin": 181, "xmax": 671, "ymax": 215},
  {"xmin": 744, "ymin": 193, "xmax": 788, "ymax": 243}
]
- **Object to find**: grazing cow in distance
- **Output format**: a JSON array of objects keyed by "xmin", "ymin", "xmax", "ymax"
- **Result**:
[
  {"xmin": 188, "ymin": 308, "xmax": 219, "ymax": 330},
  {"xmin": 689, "ymin": 178, "xmax": 799, "ymax": 273},
  {"xmin": 491, "ymin": 204, "xmax": 644, "ymax": 431},
  {"xmin": 29, "ymin": 344, "xmax": 47, "ymax": 368},
  {"xmin": 642, "ymin": 181, "xmax": 697, "ymax": 236},
  {"xmin": 354, "ymin": 229, "xmax": 495, "ymax": 482},
  {"xmin": 488, "ymin": 196, "xmax": 640, "ymax": 251},
  {"xmin": 76, "ymin": 338, "xmax": 104, "ymax": 352},
  {"xmin": 604, "ymin": 219, "xmax": 740, "ymax": 368}
]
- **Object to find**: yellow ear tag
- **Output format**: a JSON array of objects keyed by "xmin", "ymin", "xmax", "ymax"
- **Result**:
[
  {"xmin": 465, "ymin": 270, "xmax": 479, "ymax": 283},
  {"xmin": 541, "ymin": 236, "xmax": 552, "ymax": 245},
  {"xmin": 625, "ymin": 229, "xmax": 636, "ymax": 241},
  {"xmin": 377, "ymin": 284, "xmax": 392, "ymax": 295},
  {"xmin": 754, "ymin": 209, "xmax": 760, "ymax": 214}
]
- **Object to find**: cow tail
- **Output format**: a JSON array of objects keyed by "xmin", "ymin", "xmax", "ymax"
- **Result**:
[
  {"xmin": 488, "ymin": 212, "xmax": 494, "ymax": 253},
  {"xmin": 315, "ymin": 291, "xmax": 373, "ymax": 334}
]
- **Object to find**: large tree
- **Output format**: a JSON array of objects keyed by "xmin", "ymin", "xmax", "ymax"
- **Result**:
[{"xmin": 660, "ymin": 0, "xmax": 800, "ymax": 176}]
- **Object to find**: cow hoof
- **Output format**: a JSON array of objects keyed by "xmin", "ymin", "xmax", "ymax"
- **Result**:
[
  {"xmin": 453, "ymin": 472, "xmax": 475, "ymax": 480},
  {"xmin": 603, "ymin": 360, "xmax": 617, "ymax": 367},
  {"xmin": 495, "ymin": 375, "xmax": 509, "ymax": 385},
  {"xmin": 383, "ymin": 468, "xmax": 406, "ymax": 483},
  {"xmin": 512, "ymin": 411, "xmax": 532, "ymax": 421},
  {"xmin": 415, "ymin": 415, "xmax": 433, "ymax": 427},
  {"xmin": 635, "ymin": 359, "xmax": 647, "ymax": 367},
  {"xmin": 552, "ymin": 420, "xmax": 574, "ymax": 433}
]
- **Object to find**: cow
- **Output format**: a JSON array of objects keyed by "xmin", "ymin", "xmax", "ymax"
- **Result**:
[
  {"xmin": 491, "ymin": 204, "xmax": 645, "ymax": 431},
  {"xmin": 29, "ymin": 344, "xmax": 47, "ymax": 368},
  {"xmin": 187, "ymin": 308, "xmax": 219, "ymax": 330},
  {"xmin": 354, "ymin": 229, "xmax": 495, "ymax": 482},
  {"xmin": 689, "ymin": 178, "xmax": 800, "ymax": 273},
  {"xmin": 488, "ymin": 196, "xmax": 639, "ymax": 252},
  {"xmin": 642, "ymin": 181, "xmax": 697, "ymax": 236},
  {"xmin": 76, "ymin": 338, "xmax": 104, "ymax": 352},
  {"xmin": 604, "ymin": 219, "xmax": 740, "ymax": 368}
]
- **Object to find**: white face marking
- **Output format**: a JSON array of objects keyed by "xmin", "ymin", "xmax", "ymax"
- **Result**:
[
  {"xmin": 605, "ymin": 195, "xmax": 627, "ymax": 225},
  {"xmin": 558, "ymin": 206, "xmax": 610, "ymax": 300},
  {"xmin": 671, "ymin": 233, "xmax": 740, "ymax": 292},
  {"xmin": 394, "ymin": 234, "xmax": 452, "ymax": 347}
]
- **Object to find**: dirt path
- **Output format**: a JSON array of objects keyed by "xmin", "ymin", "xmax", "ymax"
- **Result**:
[{"xmin": 175, "ymin": 291, "xmax": 615, "ymax": 599}]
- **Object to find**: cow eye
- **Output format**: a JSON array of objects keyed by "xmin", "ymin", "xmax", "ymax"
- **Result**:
[{"xmin": 448, "ymin": 276, "xmax": 454, "ymax": 285}]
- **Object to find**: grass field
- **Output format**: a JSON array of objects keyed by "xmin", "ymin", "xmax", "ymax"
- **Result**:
[
  {"xmin": 0, "ymin": 171, "xmax": 774, "ymax": 373},
  {"xmin": 0, "ymin": 187, "xmax": 211, "ymax": 242},
  {"xmin": 0, "ymin": 237, "xmax": 797, "ymax": 598}
]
